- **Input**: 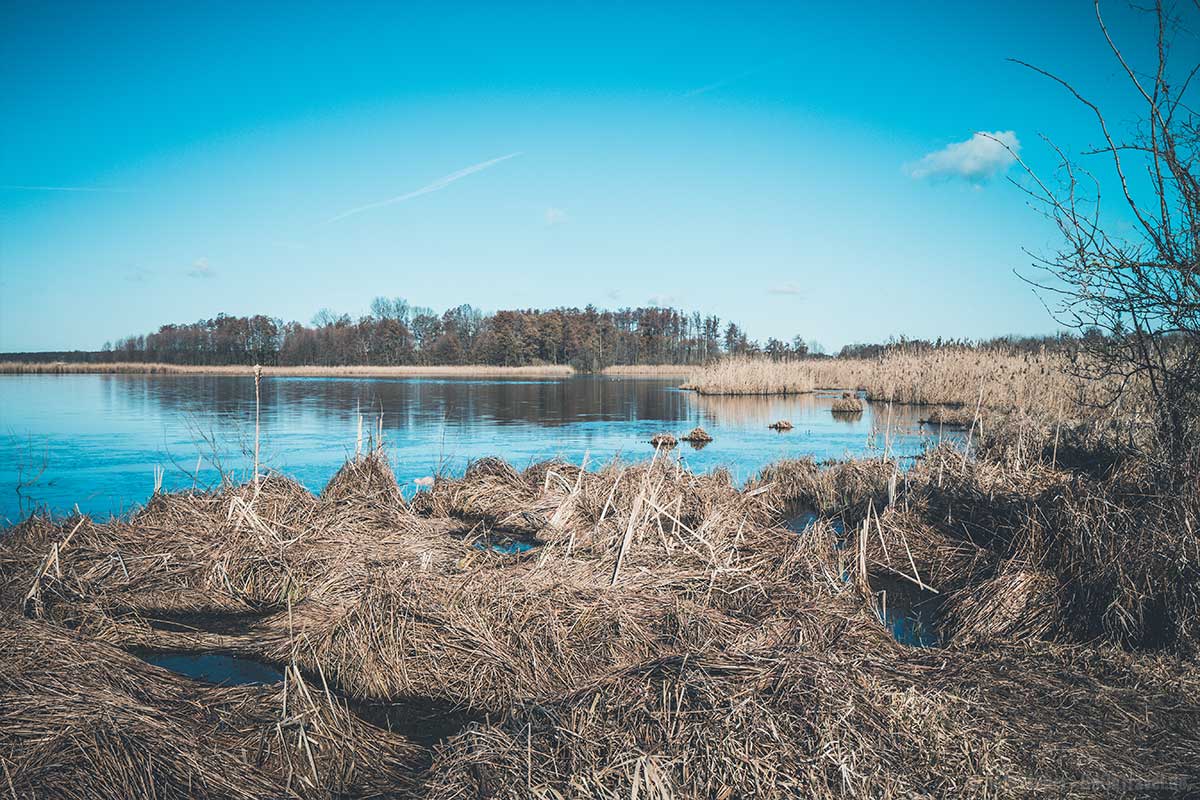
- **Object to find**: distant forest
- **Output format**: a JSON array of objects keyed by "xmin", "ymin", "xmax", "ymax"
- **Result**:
[
  {"xmin": 2, "ymin": 297, "xmax": 1074, "ymax": 370},
  {"xmin": 23, "ymin": 299, "xmax": 806, "ymax": 370}
]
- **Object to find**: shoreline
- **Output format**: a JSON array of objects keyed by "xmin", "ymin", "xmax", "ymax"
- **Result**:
[{"xmin": 0, "ymin": 362, "xmax": 577, "ymax": 378}]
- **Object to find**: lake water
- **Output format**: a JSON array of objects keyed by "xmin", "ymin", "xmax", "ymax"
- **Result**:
[{"xmin": 0, "ymin": 374, "xmax": 946, "ymax": 523}]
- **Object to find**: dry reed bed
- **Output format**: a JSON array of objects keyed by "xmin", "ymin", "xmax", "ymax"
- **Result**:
[
  {"xmin": 423, "ymin": 639, "xmax": 1200, "ymax": 799},
  {"xmin": 8, "ymin": 435, "xmax": 1195, "ymax": 656},
  {"xmin": 3, "ymin": 431, "xmax": 1199, "ymax": 797},
  {"xmin": 809, "ymin": 348, "xmax": 1084, "ymax": 412},
  {"xmin": 681, "ymin": 356, "xmax": 816, "ymax": 395},
  {"xmin": 0, "ymin": 453, "xmax": 496, "ymax": 642},
  {"xmin": 600, "ymin": 364, "xmax": 696, "ymax": 376},
  {"xmin": 0, "ymin": 361, "xmax": 576, "ymax": 377},
  {"xmin": 0, "ymin": 613, "xmax": 425, "ymax": 799},
  {"xmin": 681, "ymin": 349, "xmax": 1124, "ymax": 426}
]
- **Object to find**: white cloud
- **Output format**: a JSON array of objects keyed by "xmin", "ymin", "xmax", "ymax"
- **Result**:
[
  {"xmin": 767, "ymin": 282, "xmax": 803, "ymax": 296},
  {"xmin": 647, "ymin": 294, "xmax": 678, "ymax": 307},
  {"xmin": 186, "ymin": 258, "xmax": 214, "ymax": 279},
  {"xmin": 906, "ymin": 131, "xmax": 1020, "ymax": 181},
  {"xmin": 325, "ymin": 152, "xmax": 523, "ymax": 224},
  {"xmin": 544, "ymin": 207, "xmax": 568, "ymax": 225}
]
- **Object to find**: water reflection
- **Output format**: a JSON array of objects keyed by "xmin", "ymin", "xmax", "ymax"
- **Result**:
[{"xmin": 1, "ymin": 375, "xmax": 948, "ymax": 521}]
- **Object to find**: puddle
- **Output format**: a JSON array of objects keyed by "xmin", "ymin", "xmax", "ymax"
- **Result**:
[
  {"xmin": 472, "ymin": 539, "xmax": 535, "ymax": 554},
  {"xmin": 870, "ymin": 572, "xmax": 942, "ymax": 647},
  {"xmin": 784, "ymin": 510, "xmax": 845, "ymax": 537},
  {"xmin": 139, "ymin": 651, "xmax": 283, "ymax": 685},
  {"xmin": 346, "ymin": 696, "xmax": 485, "ymax": 746},
  {"xmin": 144, "ymin": 610, "xmax": 271, "ymax": 636},
  {"xmin": 137, "ymin": 650, "xmax": 483, "ymax": 745},
  {"xmin": 784, "ymin": 511, "xmax": 940, "ymax": 647}
]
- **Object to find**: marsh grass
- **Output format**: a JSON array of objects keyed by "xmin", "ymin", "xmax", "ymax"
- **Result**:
[
  {"xmin": 600, "ymin": 364, "xmax": 696, "ymax": 376},
  {"xmin": 830, "ymin": 391, "xmax": 864, "ymax": 414},
  {"xmin": 681, "ymin": 349, "xmax": 1127, "ymax": 428},
  {"xmin": 681, "ymin": 356, "xmax": 815, "ymax": 395},
  {"xmin": 0, "ymin": 613, "xmax": 426, "ymax": 799},
  {"xmin": 3, "ymin": 414, "xmax": 1197, "ymax": 798}
]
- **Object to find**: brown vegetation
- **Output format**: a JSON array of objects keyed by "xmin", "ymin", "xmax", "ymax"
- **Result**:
[
  {"xmin": 0, "ymin": 612, "xmax": 425, "ymax": 799},
  {"xmin": 682, "ymin": 356, "xmax": 815, "ymax": 395},
  {"xmin": 649, "ymin": 432, "xmax": 678, "ymax": 449},
  {"xmin": 2, "ymin": 416, "xmax": 1198, "ymax": 797},
  {"xmin": 600, "ymin": 364, "xmax": 696, "ymax": 376},
  {"xmin": 830, "ymin": 391, "xmax": 864, "ymax": 414},
  {"xmin": 681, "ymin": 348, "xmax": 1134, "ymax": 438}
]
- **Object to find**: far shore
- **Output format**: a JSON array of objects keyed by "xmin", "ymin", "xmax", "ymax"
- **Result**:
[
  {"xmin": 0, "ymin": 362, "xmax": 577, "ymax": 377},
  {"xmin": 599, "ymin": 364, "xmax": 696, "ymax": 377}
]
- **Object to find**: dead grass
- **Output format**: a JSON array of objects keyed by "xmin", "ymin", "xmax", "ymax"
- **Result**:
[
  {"xmin": 600, "ymin": 364, "xmax": 696, "ymax": 376},
  {"xmin": 3, "ymin": 426, "xmax": 1198, "ymax": 797},
  {"xmin": 831, "ymin": 391, "xmax": 864, "ymax": 413},
  {"xmin": 679, "ymin": 349, "xmax": 1124, "ymax": 426},
  {"xmin": 423, "ymin": 637, "xmax": 1200, "ymax": 799},
  {"xmin": 681, "ymin": 357, "xmax": 815, "ymax": 395},
  {"xmin": 0, "ymin": 613, "xmax": 425, "ymax": 799},
  {"xmin": 809, "ymin": 348, "xmax": 1091, "ymax": 418}
]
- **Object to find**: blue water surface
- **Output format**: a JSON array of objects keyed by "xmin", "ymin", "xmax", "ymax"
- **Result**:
[{"xmin": 0, "ymin": 374, "xmax": 944, "ymax": 523}]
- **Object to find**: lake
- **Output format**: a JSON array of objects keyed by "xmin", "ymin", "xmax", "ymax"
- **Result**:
[{"xmin": 0, "ymin": 374, "xmax": 946, "ymax": 523}]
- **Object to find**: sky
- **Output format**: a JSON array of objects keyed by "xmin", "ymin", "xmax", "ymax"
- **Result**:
[{"xmin": 1, "ymin": 0, "xmax": 1193, "ymax": 353}]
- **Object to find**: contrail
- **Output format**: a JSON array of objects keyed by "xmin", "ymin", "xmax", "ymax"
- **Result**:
[
  {"xmin": 324, "ymin": 152, "xmax": 523, "ymax": 224},
  {"xmin": 0, "ymin": 184, "xmax": 135, "ymax": 192},
  {"xmin": 682, "ymin": 61, "xmax": 775, "ymax": 98}
]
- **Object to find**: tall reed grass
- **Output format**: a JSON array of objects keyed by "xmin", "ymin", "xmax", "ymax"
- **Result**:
[
  {"xmin": 808, "ymin": 349, "xmax": 1086, "ymax": 415},
  {"xmin": 681, "ymin": 357, "xmax": 815, "ymax": 395},
  {"xmin": 600, "ymin": 364, "xmax": 696, "ymax": 377},
  {"xmin": 680, "ymin": 349, "xmax": 1108, "ymax": 420}
]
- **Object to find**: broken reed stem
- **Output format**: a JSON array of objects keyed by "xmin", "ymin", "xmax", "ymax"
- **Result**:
[
  {"xmin": 962, "ymin": 378, "xmax": 985, "ymax": 474},
  {"xmin": 253, "ymin": 364, "xmax": 263, "ymax": 489},
  {"xmin": 23, "ymin": 517, "xmax": 87, "ymax": 617},
  {"xmin": 356, "ymin": 407, "xmax": 364, "ymax": 458},
  {"xmin": 1053, "ymin": 397, "xmax": 1064, "ymax": 468},
  {"xmin": 611, "ymin": 448, "xmax": 660, "ymax": 585}
]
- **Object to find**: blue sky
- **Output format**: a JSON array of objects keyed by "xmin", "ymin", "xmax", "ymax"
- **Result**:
[{"xmin": 0, "ymin": 1, "xmax": 1185, "ymax": 352}]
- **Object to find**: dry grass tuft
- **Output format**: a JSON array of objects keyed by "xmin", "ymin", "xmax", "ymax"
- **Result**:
[
  {"xmin": 831, "ymin": 391, "xmax": 864, "ymax": 414},
  {"xmin": 649, "ymin": 432, "xmax": 678, "ymax": 449}
]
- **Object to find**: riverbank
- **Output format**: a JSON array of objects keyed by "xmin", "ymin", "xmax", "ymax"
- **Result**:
[
  {"xmin": 2, "ymin": 417, "xmax": 1196, "ymax": 798},
  {"xmin": 599, "ymin": 364, "xmax": 696, "ymax": 376},
  {"xmin": 0, "ymin": 361, "xmax": 577, "ymax": 377}
]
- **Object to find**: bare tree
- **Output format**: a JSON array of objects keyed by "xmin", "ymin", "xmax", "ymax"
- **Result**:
[{"xmin": 1004, "ymin": 0, "xmax": 1200, "ymax": 470}]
